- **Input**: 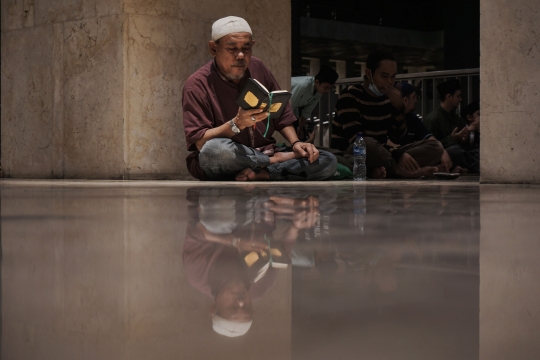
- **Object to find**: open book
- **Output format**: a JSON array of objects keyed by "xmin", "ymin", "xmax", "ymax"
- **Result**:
[
  {"xmin": 244, "ymin": 244, "xmax": 290, "ymax": 283},
  {"xmin": 236, "ymin": 78, "xmax": 292, "ymax": 120}
]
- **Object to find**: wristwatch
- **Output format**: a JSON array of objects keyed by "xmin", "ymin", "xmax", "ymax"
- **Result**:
[{"xmin": 229, "ymin": 118, "xmax": 241, "ymax": 134}]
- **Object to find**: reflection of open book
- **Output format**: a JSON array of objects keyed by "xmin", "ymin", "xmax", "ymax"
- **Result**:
[
  {"xmin": 236, "ymin": 78, "xmax": 292, "ymax": 120},
  {"xmin": 244, "ymin": 244, "xmax": 290, "ymax": 283}
]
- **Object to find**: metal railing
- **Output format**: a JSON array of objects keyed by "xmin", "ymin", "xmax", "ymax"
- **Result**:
[{"xmin": 309, "ymin": 68, "xmax": 480, "ymax": 147}]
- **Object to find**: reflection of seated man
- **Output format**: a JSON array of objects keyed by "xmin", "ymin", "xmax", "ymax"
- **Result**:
[
  {"xmin": 182, "ymin": 188, "xmax": 318, "ymax": 337},
  {"xmin": 291, "ymin": 65, "xmax": 339, "ymax": 142},
  {"xmin": 424, "ymin": 79, "xmax": 479, "ymax": 173},
  {"xmin": 182, "ymin": 16, "xmax": 337, "ymax": 181},
  {"xmin": 389, "ymin": 82, "xmax": 453, "ymax": 172},
  {"xmin": 331, "ymin": 48, "xmax": 441, "ymax": 179}
]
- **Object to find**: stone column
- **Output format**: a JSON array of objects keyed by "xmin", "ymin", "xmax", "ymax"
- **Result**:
[
  {"xmin": 480, "ymin": 0, "xmax": 540, "ymax": 183},
  {"xmin": 1, "ymin": 1, "xmax": 292, "ymax": 179}
]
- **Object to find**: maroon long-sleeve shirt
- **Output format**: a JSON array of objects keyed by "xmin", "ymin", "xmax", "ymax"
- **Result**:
[{"xmin": 182, "ymin": 57, "xmax": 296, "ymax": 180}]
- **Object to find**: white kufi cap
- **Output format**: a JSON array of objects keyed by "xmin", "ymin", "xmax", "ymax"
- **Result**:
[
  {"xmin": 212, "ymin": 315, "xmax": 253, "ymax": 337},
  {"xmin": 212, "ymin": 16, "xmax": 252, "ymax": 41}
]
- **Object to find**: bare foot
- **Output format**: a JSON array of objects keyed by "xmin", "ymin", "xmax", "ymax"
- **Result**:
[
  {"xmin": 235, "ymin": 168, "xmax": 270, "ymax": 181},
  {"xmin": 436, "ymin": 163, "xmax": 448, "ymax": 172},
  {"xmin": 396, "ymin": 166, "xmax": 438, "ymax": 178},
  {"xmin": 370, "ymin": 166, "xmax": 387, "ymax": 179},
  {"xmin": 452, "ymin": 166, "xmax": 469, "ymax": 174}
]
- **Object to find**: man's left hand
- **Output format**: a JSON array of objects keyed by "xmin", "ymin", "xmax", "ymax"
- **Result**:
[{"xmin": 292, "ymin": 141, "xmax": 319, "ymax": 163}]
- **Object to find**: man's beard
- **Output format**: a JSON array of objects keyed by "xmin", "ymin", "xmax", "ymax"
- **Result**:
[
  {"xmin": 225, "ymin": 72, "xmax": 245, "ymax": 81},
  {"xmin": 225, "ymin": 63, "xmax": 246, "ymax": 80}
]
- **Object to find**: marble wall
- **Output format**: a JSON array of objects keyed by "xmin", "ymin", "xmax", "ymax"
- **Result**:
[
  {"xmin": 1, "ymin": 0, "xmax": 292, "ymax": 179},
  {"xmin": 480, "ymin": 0, "xmax": 540, "ymax": 183}
]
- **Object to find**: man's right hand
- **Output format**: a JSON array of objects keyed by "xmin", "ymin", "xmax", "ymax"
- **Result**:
[
  {"xmin": 451, "ymin": 126, "xmax": 469, "ymax": 143},
  {"xmin": 440, "ymin": 150, "xmax": 452, "ymax": 172},
  {"xmin": 468, "ymin": 117, "xmax": 480, "ymax": 132},
  {"xmin": 235, "ymin": 107, "xmax": 269, "ymax": 130}
]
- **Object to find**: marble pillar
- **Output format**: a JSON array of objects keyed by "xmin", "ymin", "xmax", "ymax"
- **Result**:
[
  {"xmin": 1, "ymin": 1, "xmax": 291, "ymax": 179},
  {"xmin": 480, "ymin": 0, "xmax": 540, "ymax": 183}
]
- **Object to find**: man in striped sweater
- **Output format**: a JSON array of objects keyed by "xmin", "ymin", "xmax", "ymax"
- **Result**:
[{"xmin": 331, "ymin": 48, "xmax": 442, "ymax": 178}]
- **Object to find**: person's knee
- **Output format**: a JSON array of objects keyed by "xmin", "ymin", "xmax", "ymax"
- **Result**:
[
  {"xmin": 426, "ymin": 139, "xmax": 444, "ymax": 157},
  {"xmin": 317, "ymin": 151, "xmax": 338, "ymax": 179},
  {"xmin": 199, "ymin": 139, "xmax": 238, "ymax": 167}
]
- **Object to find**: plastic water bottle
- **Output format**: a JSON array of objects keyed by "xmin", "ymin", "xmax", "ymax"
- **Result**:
[{"xmin": 353, "ymin": 133, "xmax": 366, "ymax": 181}]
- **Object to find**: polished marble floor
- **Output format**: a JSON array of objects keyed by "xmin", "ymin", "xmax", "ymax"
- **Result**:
[{"xmin": 1, "ymin": 179, "xmax": 539, "ymax": 360}]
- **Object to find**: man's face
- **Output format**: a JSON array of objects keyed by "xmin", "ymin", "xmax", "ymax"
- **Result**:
[
  {"xmin": 467, "ymin": 109, "xmax": 480, "ymax": 123},
  {"xmin": 209, "ymin": 33, "xmax": 254, "ymax": 82},
  {"xmin": 404, "ymin": 92, "xmax": 417, "ymax": 113},
  {"xmin": 447, "ymin": 90, "xmax": 462, "ymax": 109},
  {"xmin": 315, "ymin": 80, "xmax": 334, "ymax": 95},
  {"xmin": 212, "ymin": 281, "xmax": 253, "ymax": 322},
  {"xmin": 369, "ymin": 60, "xmax": 397, "ymax": 94}
]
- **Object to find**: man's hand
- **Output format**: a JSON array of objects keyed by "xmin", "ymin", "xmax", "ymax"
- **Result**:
[
  {"xmin": 384, "ymin": 85, "xmax": 404, "ymax": 111},
  {"xmin": 234, "ymin": 237, "xmax": 269, "ymax": 253},
  {"xmin": 386, "ymin": 138, "xmax": 399, "ymax": 148},
  {"xmin": 292, "ymin": 141, "xmax": 319, "ymax": 163},
  {"xmin": 292, "ymin": 208, "xmax": 320, "ymax": 229},
  {"xmin": 468, "ymin": 116, "xmax": 480, "ymax": 132},
  {"xmin": 440, "ymin": 150, "xmax": 452, "ymax": 172},
  {"xmin": 398, "ymin": 153, "xmax": 420, "ymax": 173},
  {"xmin": 451, "ymin": 126, "xmax": 469, "ymax": 143},
  {"xmin": 235, "ymin": 107, "xmax": 269, "ymax": 130}
]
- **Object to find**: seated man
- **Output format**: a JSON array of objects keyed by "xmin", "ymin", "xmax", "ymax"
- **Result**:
[
  {"xmin": 182, "ymin": 16, "xmax": 337, "ymax": 181},
  {"xmin": 331, "ymin": 48, "xmax": 442, "ymax": 179},
  {"xmin": 392, "ymin": 82, "xmax": 453, "ymax": 172},
  {"xmin": 291, "ymin": 65, "xmax": 339, "ymax": 141},
  {"xmin": 424, "ymin": 80, "xmax": 479, "ymax": 173}
]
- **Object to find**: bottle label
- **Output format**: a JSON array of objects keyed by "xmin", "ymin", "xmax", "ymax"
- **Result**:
[{"xmin": 353, "ymin": 146, "xmax": 365, "ymax": 156}]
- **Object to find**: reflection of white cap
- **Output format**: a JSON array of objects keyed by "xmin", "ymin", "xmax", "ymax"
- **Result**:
[
  {"xmin": 212, "ymin": 315, "xmax": 253, "ymax": 337},
  {"xmin": 212, "ymin": 16, "xmax": 252, "ymax": 41}
]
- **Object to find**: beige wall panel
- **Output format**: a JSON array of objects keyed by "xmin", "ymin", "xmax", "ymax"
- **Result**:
[
  {"xmin": 1, "ymin": 25, "xmax": 55, "ymax": 177},
  {"xmin": 245, "ymin": 0, "xmax": 292, "ymax": 91},
  {"xmin": 34, "ymin": 0, "xmax": 96, "ymax": 25},
  {"xmin": 124, "ymin": 0, "xmax": 182, "ymax": 18},
  {"xmin": 480, "ymin": 0, "xmax": 540, "ymax": 183},
  {"xmin": 179, "ymin": 1, "xmax": 247, "ymax": 23},
  {"xmin": 124, "ymin": 15, "xmax": 208, "ymax": 179},
  {"xmin": 1, "ymin": 0, "xmax": 34, "ymax": 30},
  {"xmin": 96, "ymin": 0, "xmax": 123, "ymax": 18},
  {"xmin": 123, "ymin": 0, "xmax": 246, "ymax": 22},
  {"xmin": 62, "ymin": 15, "xmax": 125, "ymax": 178}
]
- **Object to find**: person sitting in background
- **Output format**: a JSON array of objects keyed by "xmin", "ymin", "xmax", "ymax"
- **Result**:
[
  {"xmin": 391, "ymin": 82, "xmax": 453, "ymax": 172},
  {"xmin": 331, "ymin": 48, "xmax": 442, "ymax": 179},
  {"xmin": 423, "ymin": 80, "xmax": 479, "ymax": 173},
  {"xmin": 291, "ymin": 65, "xmax": 339, "ymax": 142}
]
